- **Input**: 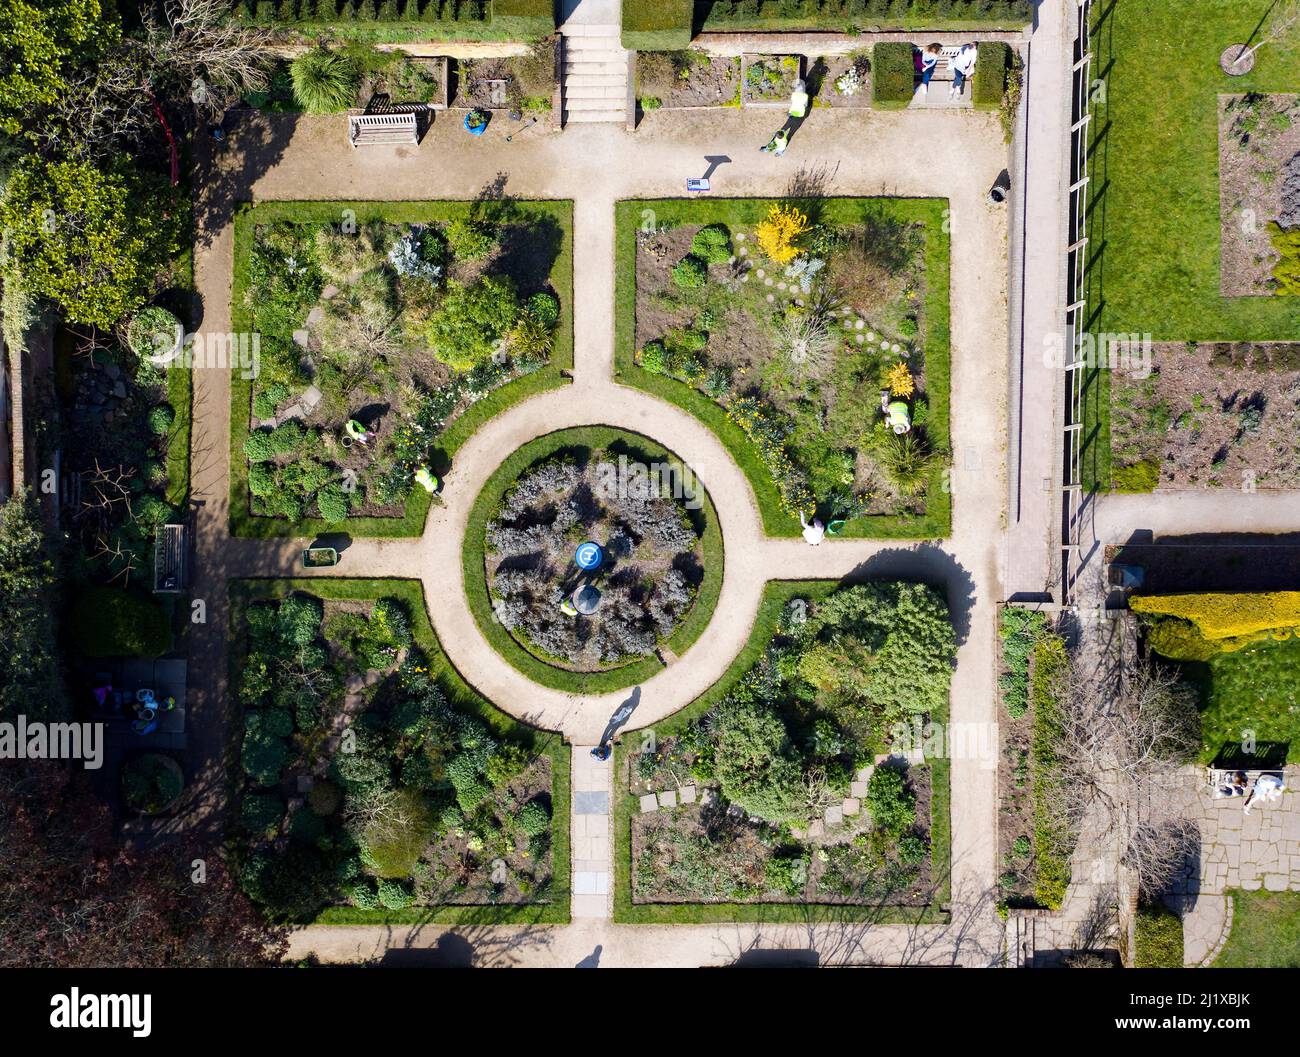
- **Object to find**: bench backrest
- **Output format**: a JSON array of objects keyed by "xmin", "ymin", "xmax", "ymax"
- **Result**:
[{"xmin": 348, "ymin": 112, "xmax": 418, "ymax": 146}]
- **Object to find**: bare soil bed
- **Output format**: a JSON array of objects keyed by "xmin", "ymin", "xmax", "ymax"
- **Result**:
[
  {"xmin": 637, "ymin": 52, "xmax": 740, "ymax": 108},
  {"xmin": 742, "ymin": 54, "xmax": 802, "ymax": 106},
  {"xmin": 1218, "ymin": 93, "xmax": 1300, "ymax": 296},
  {"xmin": 811, "ymin": 53, "xmax": 872, "ymax": 109},
  {"xmin": 452, "ymin": 40, "xmax": 557, "ymax": 113},
  {"xmin": 1110, "ymin": 340, "xmax": 1300, "ymax": 491}
]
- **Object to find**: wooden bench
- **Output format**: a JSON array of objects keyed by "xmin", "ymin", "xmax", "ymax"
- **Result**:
[
  {"xmin": 153, "ymin": 523, "xmax": 188, "ymax": 594},
  {"xmin": 347, "ymin": 111, "xmax": 419, "ymax": 148}
]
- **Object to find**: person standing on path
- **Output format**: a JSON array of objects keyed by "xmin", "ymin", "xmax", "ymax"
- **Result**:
[
  {"xmin": 760, "ymin": 78, "xmax": 810, "ymax": 157},
  {"xmin": 950, "ymin": 42, "xmax": 977, "ymax": 100},
  {"xmin": 760, "ymin": 128, "xmax": 790, "ymax": 156},
  {"xmin": 800, "ymin": 511, "xmax": 825, "ymax": 545}
]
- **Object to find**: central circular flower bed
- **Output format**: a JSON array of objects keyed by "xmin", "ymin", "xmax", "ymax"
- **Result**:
[{"xmin": 465, "ymin": 427, "xmax": 723, "ymax": 693}]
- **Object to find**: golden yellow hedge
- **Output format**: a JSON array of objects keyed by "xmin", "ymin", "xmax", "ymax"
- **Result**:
[{"xmin": 1130, "ymin": 592, "xmax": 1300, "ymax": 640}]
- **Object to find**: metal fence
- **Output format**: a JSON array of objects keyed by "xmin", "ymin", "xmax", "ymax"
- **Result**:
[{"xmin": 1061, "ymin": 0, "xmax": 1094, "ymax": 605}]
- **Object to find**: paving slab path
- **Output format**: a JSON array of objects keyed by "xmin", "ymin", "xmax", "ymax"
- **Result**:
[{"xmin": 187, "ymin": 72, "xmax": 1024, "ymax": 963}]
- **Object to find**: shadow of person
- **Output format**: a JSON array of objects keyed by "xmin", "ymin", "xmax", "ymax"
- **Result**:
[
  {"xmin": 597, "ymin": 686, "xmax": 641, "ymax": 747},
  {"xmin": 575, "ymin": 944, "xmax": 603, "ymax": 968}
]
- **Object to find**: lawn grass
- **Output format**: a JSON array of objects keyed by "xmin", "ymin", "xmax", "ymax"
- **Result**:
[
  {"xmin": 1183, "ymin": 636, "xmax": 1300, "ymax": 764},
  {"xmin": 1082, "ymin": 0, "xmax": 1300, "ymax": 488},
  {"xmin": 1213, "ymin": 890, "xmax": 1300, "ymax": 967},
  {"xmin": 228, "ymin": 576, "xmax": 570, "ymax": 926},
  {"xmin": 463, "ymin": 425, "xmax": 725, "ymax": 694},
  {"xmin": 229, "ymin": 199, "xmax": 573, "ymax": 539},
  {"xmin": 611, "ymin": 579, "xmax": 952, "ymax": 925},
  {"xmin": 614, "ymin": 197, "xmax": 952, "ymax": 540}
]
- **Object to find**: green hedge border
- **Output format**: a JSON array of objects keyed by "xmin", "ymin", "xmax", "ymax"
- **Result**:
[
  {"xmin": 872, "ymin": 41, "xmax": 915, "ymax": 109},
  {"xmin": 614, "ymin": 197, "xmax": 952, "ymax": 540},
  {"xmin": 972, "ymin": 41, "xmax": 1010, "ymax": 110},
  {"xmin": 463, "ymin": 426, "xmax": 725, "ymax": 694},
  {"xmin": 229, "ymin": 198, "xmax": 574, "ymax": 539},
  {"xmin": 623, "ymin": 0, "xmax": 694, "ymax": 50},
  {"xmin": 612, "ymin": 579, "xmax": 952, "ymax": 924},
  {"xmin": 696, "ymin": 0, "xmax": 1033, "ymax": 34},
  {"xmin": 228, "ymin": 575, "xmax": 571, "ymax": 926}
]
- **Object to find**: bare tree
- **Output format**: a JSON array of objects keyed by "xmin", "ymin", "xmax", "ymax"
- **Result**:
[
  {"xmin": 143, "ymin": 0, "xmax": 275, "ymax": 120},
  {"xmin": 1041, "ymin": 656, "xmax": 1201, "ymax": 900},
  {"xmin": 37, "ymin": 0, "xmax": 273, "ymax": 153},
  {"xmin": 1233, "ymin": 0, "xmax": 1300, "ymax": 65}
]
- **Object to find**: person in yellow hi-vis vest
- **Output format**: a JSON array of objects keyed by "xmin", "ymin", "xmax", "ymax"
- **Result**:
[
  {"xmin": 788, "ymin": 78, "xmax": 809, "ymax": 119},
  {"xmin": 760, "ymin": 79, "xmax": 810, "ymax": 158}
]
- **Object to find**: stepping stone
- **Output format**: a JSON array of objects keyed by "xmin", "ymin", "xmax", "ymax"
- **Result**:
[
  {"xmin": 305, "ymin": 306, "xmax": 325, "ymax": 327},
  {"xmin": 322, "ymin": 284, "xmax": 339, "ymax": 299},
  {"xmin": 293, "ymin": 328, "xmax": 310, "ymax": 348},
  {"xmin": 843, "ymin": 797, "xmax": 860, "ymax": 816},
  {"xmin": 825, "ymin": 805, "xmax": 843, "ymax": 827},
  {"xmin": 850, "ymin": 780, "xmax": 868, "ymax": 798},
  {"xmin": 857, "ymin": 766, "xmax": 875, "ymax": 783},
  {"xmin": 296, "ymin": 775, "xmax": 314, "ymax": 794},
  {"xmin": 658, "ymin": 790, "xmax": 677, "ymax": 809},
  {"xmin": 807, "ymin": 820, "xmax": 825, "ymax": 838},
  {"xmin": 701, "ymin": 788, "xmax": 717, "ymax": 806},
  {"xmin": 575, "ymin": 790, "xmax": 609, "ymax": 815},
  {"xmin": 639, "ymin": 794, "xmax": 658, "ymax": 814},
  {"xmin": 300, "ymin": 385, "xmax": 323, "ymax": 413},
  {"xmin": 679, "ymin": 785, "xmax": 697, "ymax": 804}
]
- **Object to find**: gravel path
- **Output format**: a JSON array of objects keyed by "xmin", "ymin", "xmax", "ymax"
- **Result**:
[{"xmin": 187, "ymin": 84, "xmax": 1017, "ymax": 961}]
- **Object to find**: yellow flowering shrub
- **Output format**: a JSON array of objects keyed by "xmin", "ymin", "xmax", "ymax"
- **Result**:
[
  {"xmin": 885, "ymin": 362, "xmax": 914, "ymax": 398},
  {"xmin": 1130, "ymin": 592, "xmax": 1300, "ymax": 640},
  {"xmin": 754, "ymin": 204, "xmax": 810, "ymax": 265}
]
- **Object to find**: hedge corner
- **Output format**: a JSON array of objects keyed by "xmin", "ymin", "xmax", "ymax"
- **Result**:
[
  {"xmin": 622, "ymin": 0, "xmax": 693, "ymax": 51},
  {"xmin": 872, "ymin": 41, "xmax": 915, "ymax": 110},
  {"xmin": 973, "ymin": 41, "xmax": 1012, "ymax": 111}
]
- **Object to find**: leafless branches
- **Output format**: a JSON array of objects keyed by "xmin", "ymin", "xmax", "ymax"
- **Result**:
[
  {"xmin": 144, "ymin": 0, "xmax": 275, "ymax": 121},
  {"xmin": 34, "ymin": 0, "xmax": 273, "ymax": 154},
  {"xmin": 1041, "ymin": 656, "xmax": 1202, "ymax": 900},
  {"xmin": 1236, "ymin": 0, "xmax": 1300, "ymax": 63}
]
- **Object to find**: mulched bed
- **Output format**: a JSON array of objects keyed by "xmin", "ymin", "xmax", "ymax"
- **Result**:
[
  {"xmin": 1110, "ymin": 340, "xmax": 1300, "ymax": 490},
  {"xmin": 628, "ymin": 754, "xmax": 935, "ymax": 907},
  {"xmin": 742, "ymin": 54, "xmax": 802, "ymax": 107},
  {"xmin": 811, "ymin": 53, "xmax": 872, "ymax": 109},
  {"xmin": 638, "ymin": 54, "xmax": 740, "ymax": 108},
  {"xmin": 1218, "ymin": 93, "xmax": 1300, "ymax": 296}
]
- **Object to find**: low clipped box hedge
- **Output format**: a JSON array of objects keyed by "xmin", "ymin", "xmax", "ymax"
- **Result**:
[
  {"xmin": 235, "ymin": 0, "xmax": 555, "ymax": 39},
  {"xmin": 872, "ymin": 42, "xmax": 915, "ymax": 109},
  {"xmin": 973, "ymin": 41, "xmax": 1011, "ymax": 110},
  {"xmin": 623, "ymin": 0, "xmax": 693, "ymax": 50},
  {"xmin": 1134, "ymin": 902, "xmax": 1184, "ymax": 968},
  {"xmin": 491, "ymin": 0, "xmax": 554, "ymax": 37},
  {"xmin": 699, "ymin": 0, "xmax": 1034, "ymax": 30},
  {"xmin": 71, "ymin": 586, "xmax": 173, "ymax": 658}
]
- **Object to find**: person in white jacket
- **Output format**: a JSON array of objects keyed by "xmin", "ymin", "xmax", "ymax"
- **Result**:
[{"xmin": 950, "ymin": 42, "xmax": 977, "ymax": 99}]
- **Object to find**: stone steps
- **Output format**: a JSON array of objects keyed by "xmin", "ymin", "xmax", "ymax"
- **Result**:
[{"xmin": 560, "ymin": 22, "xmax": 627, "ymax": 127}]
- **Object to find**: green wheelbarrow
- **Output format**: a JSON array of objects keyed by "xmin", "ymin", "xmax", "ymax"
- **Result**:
[{"xmin": 302, "ymin": 546, "xmax": 339, "ymax": 568}]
